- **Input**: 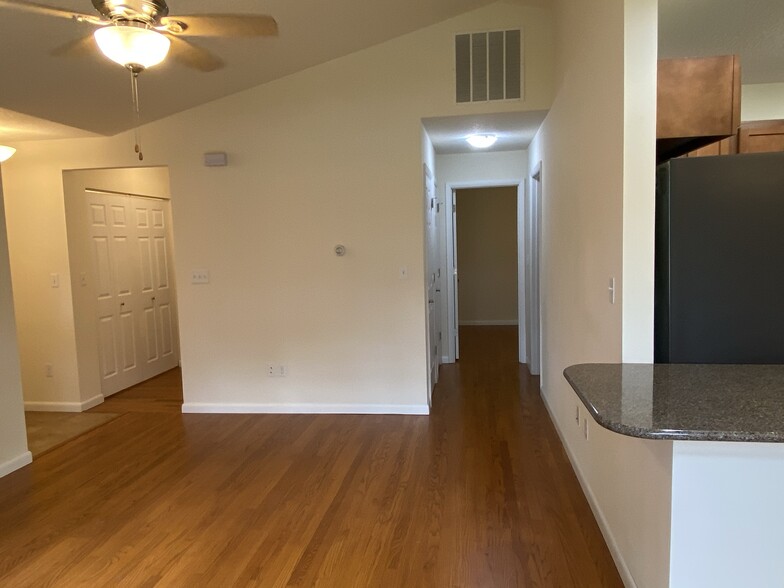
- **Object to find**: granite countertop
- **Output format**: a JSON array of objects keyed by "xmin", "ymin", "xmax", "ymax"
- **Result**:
[{"xmin": 563, "ymin": 363, "xmax": 784, "ymax": 442}]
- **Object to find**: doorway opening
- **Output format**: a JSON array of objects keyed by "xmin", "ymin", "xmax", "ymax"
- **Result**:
[
  {"xmin": 453, "ymin": 186, "xmax": 519, "ymax": 361},
  {"xmin": 443, "ymin": 180, "xmax": 526, "ymax": 365}
]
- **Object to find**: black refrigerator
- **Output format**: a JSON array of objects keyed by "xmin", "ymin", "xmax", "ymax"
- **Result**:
[{"xmin": 655, "ymin": 152, "xmax": 784, "ymax": 363}]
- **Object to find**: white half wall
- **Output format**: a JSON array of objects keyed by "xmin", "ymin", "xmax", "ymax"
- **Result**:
[
  {"xmin": 670, "ymin": 441, "xmax": 784, "ymax": 588},
  {"xmin": 0, "ymin": 168, "xmax": 31, "ymax": 478},
  {"xmin": 528, "ymin": 0, "xmax": 671, "ymax": 586}
]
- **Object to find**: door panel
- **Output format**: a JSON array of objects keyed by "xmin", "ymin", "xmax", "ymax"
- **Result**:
[
  {"xmin": 138, "ymin": 237, "xmax": 154, "ymax": 293},
  {"xmin": 98, "ymin": 316, "xmax": 118, "ymax": 378},
  {"xmin": 120, "ymin": 309, "xmax": 137, "ymax": 371}
]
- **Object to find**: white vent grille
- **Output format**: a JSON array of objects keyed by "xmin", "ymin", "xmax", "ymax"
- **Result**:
[{"xmin": 455, "ymin": 30, "xmax": 522, "ymax": 104}]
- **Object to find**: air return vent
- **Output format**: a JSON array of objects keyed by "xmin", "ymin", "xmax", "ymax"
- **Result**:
[{"xmin": 455, "ymin": 30, "xmax": 521, "ymax": 103}]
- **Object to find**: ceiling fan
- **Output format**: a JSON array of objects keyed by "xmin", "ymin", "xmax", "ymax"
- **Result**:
[
  {"xmin": 0, "ymin": 1, "xmax": 278, "ymax": 72},
  {"xmin": 0, "ymin": 0, "xmax": 279, "ymax": 158}
]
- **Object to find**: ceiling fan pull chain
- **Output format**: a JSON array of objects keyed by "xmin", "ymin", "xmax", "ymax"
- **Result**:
[{"xmin": 130, "ymin": 68, "xmax": 143, "ymax": 161}]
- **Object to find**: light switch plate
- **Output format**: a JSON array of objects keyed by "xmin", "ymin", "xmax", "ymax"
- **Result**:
[{"xmin": 191, "ymin": 269, "xmax": 210, "ymax": 284}]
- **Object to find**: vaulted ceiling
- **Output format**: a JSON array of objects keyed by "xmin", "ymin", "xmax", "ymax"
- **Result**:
[
  {"xmin": 2, "ymin": 0, "xmax": 783, "ymax": 143},
  {"xmin": 0, "ymin": 0, "xmax": 498, "ymax": 139}
]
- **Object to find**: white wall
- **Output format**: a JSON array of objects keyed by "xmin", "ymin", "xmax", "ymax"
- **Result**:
[
  {"xmin": 435, "ymin": 150, "xmax": 528, "ymax": 362},
  {"xmin": 741, "ymin": 83, "xmax": 784, "ymax": 121},
  {"xmin": 1, "ymin": 1, "xmax": 554, "ymax": 415},
  {"xmin": 528, "ymin": 0, "xmax": 672, "ymax": 586},
  {"xmin": 0, "ymin": 168, "xmax": 31, "ymax": 478},
  {"xmin": 670, "ymin": 442, "xmax": 784, "ymax": 587}
]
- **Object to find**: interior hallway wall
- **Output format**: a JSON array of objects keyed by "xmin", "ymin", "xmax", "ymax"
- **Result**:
[
  {"xmin": 0, "ymin": 168, "xmax": 31, "ymax": 477},
  {"xmin": 527, "ymin": 0, "xmax": 670, "ymax": 586},
  {"xmin": 456, "ymin": 187, "xmax": 518, "ymax": 325}
]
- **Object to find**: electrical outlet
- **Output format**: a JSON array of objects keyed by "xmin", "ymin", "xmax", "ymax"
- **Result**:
[
  {"xmin": 50, "ymin": 273, "xmax": 60, "ymax": 288},
  {"xmin": 583, "ymin": 417, "xmax": 590, "ymax": 441},
  {"xmin": 45, "ymin": 363, "xmax": 53, "ymax": 378},
  {"xmin": 191, "ymin": 269, "xmax": 210, "ymax": 284},
  {"xmin": 266, "ymin": 364, "xmax": 287, "ymax": 377}
]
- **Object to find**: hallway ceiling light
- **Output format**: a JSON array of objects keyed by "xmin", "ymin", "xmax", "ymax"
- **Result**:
[
  {"xmin": 0, "ymin": 146, "xmax": 16, "ymax": 162},
  {"xmin": 466, "ymin": 134, "xmax": 498, "ymax": 149}
]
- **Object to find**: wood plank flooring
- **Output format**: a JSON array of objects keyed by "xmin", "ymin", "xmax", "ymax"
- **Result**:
[{"xmin": 0, "ymin": 327, "xmax": 622, "ymax": 587}]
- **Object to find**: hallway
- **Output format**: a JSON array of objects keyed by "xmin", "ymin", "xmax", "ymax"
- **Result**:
[{"xmin": 0, "ymin": 327, "xmax": 621, "ymax": 586}]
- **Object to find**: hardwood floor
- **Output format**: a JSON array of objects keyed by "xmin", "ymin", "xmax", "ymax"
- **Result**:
[
  {"xmin": 89, "ymin": 367, "xmax": 184, "ymax": 414},
  {"xmin": 0, "ymin": 327, "xmax": 622, "ymax": 587}
]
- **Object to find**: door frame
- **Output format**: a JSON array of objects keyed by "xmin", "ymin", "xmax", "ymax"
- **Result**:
[
  {"xmin": 526, "ymin": 163, "xmax": 543, "ymax": 376},
  {"xmin": 443, "ymin": 178, "xmax": 527, "ymax": 364}
]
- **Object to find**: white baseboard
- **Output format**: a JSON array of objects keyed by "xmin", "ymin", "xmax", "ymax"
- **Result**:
[
  {"xmin": 540, "ymin": 389, "xmax": 636, "ymax": 588},
  {"xmin": 0, "ymin": 451, "xmax": 33, "ymax": 478},
  {"xmin": 182, "ymin": 403, "xmax": 430, "ymax": 415},
  {"xmin": 441, "ymin": 355, "xmax": 451, "ymax": 364},
  {"xmin": 458, "ymin": 320, "xmax": 519, "ymax": 326},
  {"xmin": 25, "ymin": 394, "xmax": 104, "ymax": 413}
]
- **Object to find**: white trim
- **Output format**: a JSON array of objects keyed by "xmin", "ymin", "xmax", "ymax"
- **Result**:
[
  {"xmin": 24, "ymin": 394, "xmax": 104, "ymax": 413},
  {"xmin": 182, "ymin": 403, "xmax": 430, "ymax": 415},
  {"xmin": 458, "ymin": 320, "xmax": 519, "ymax": 326},
  {"xmin": 0, "ymin": 451, "xmax": 33, "ymax": 478},
  {"xmin": 441, "ymin": 355, "xmax": 450, "ymax": 364},
  {"xmin": 539, "ymin": 389, "xmax": 636, "ymax": 588}
]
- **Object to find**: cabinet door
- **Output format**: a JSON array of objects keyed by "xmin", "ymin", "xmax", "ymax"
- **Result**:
[{"xmin": 738, "ymin": 120, "xmax": 784, "ymax": 154}]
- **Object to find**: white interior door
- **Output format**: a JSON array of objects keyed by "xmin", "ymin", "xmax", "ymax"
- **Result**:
[
  {"xmin": 87, "ymin": 191, "xmax": 179, "ymax": 397},
  {"xmin": 133, "ymin": 198, "xmax": 179, "ymax": 379}
]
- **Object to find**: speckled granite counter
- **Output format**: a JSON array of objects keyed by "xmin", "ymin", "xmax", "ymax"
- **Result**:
[{"xmin": 564, "ymin": 363, "xmax": 784, "ymax": 442}]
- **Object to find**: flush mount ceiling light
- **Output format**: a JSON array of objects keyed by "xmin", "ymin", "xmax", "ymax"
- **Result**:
[
  {"xmin": 94, "ymin": 24, "xmax": 171, "ymax": 71},
  {"xmin": 0, "ymin": 146, "xmax": 16, "ymax": 163},
  {"xmin": 466, "ymin": 134, "xmax": 498, "ymax": 149}
]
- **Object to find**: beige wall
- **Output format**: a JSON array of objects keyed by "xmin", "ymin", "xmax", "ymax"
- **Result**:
[
  {"xmin": 528, "ymin": 0, "xmax": 671, "ymax": 586},
  {"xmin": 1, "ymin": 1, "xmax": 554, "ymax": 414},
  {"xmin": 742, "ymin": 83, "xmax": 784, "ymax": 121},
  {"xmin": 456, "ymin": 187, "xmax": 518, "ymax": 324},
  {"xmin": 0, "ymin": 168, "xmax": 31, "ymax": 477}
]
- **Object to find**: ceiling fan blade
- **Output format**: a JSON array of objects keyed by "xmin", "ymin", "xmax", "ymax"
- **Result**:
[
  {"xmin": 50, "ymin": 34, "xmax": 98, "ymax": 58},
  {"xmin": 167, "ymin": 37, "xmax": 224, "ymax": 72},
  {"xmin": 0, "ymin": 0, "xmax": 104, "ymax": 24},
  {"xmin": 161, "ymin": 14, "xmax": 278, "ymax": 38}
]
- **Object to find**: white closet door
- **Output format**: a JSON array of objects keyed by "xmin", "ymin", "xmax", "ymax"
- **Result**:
[
  {"xmin": 87, "ymin": 192, "xmax": 142, "ymax": 396},
  {"xmin": 133, "ymin": 198, "xmax": 179, "ymax": 380},
  {"xmin": 87, "ymin": 191, "xmax": 179, "ymax": 396}
]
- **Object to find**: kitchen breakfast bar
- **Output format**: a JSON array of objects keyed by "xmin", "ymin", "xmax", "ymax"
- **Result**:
[{"xmin": 565, "ymin": 363, "xmax": 784, "ymax": 587}]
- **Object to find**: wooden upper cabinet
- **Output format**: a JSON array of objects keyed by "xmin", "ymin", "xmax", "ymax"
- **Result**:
[
  {"xmin": 737, "ymin": 120, "xmax": 784, "ymax": 154},
  {"xmin": 657, "ymin": 55, "xmax": 741, "ymax": 161}
]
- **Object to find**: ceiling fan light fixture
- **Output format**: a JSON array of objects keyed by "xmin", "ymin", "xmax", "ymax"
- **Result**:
[
  {"xmin": 0, "ymin": 146, "xmax": 16, "ymax": 163},
  {"xmin": 466, "ymin": 134, "xmax": 498, "ymax": 149},
  {"xmin": 94, "ymin": 24, "xmax": 171, "ymax": 70}
]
